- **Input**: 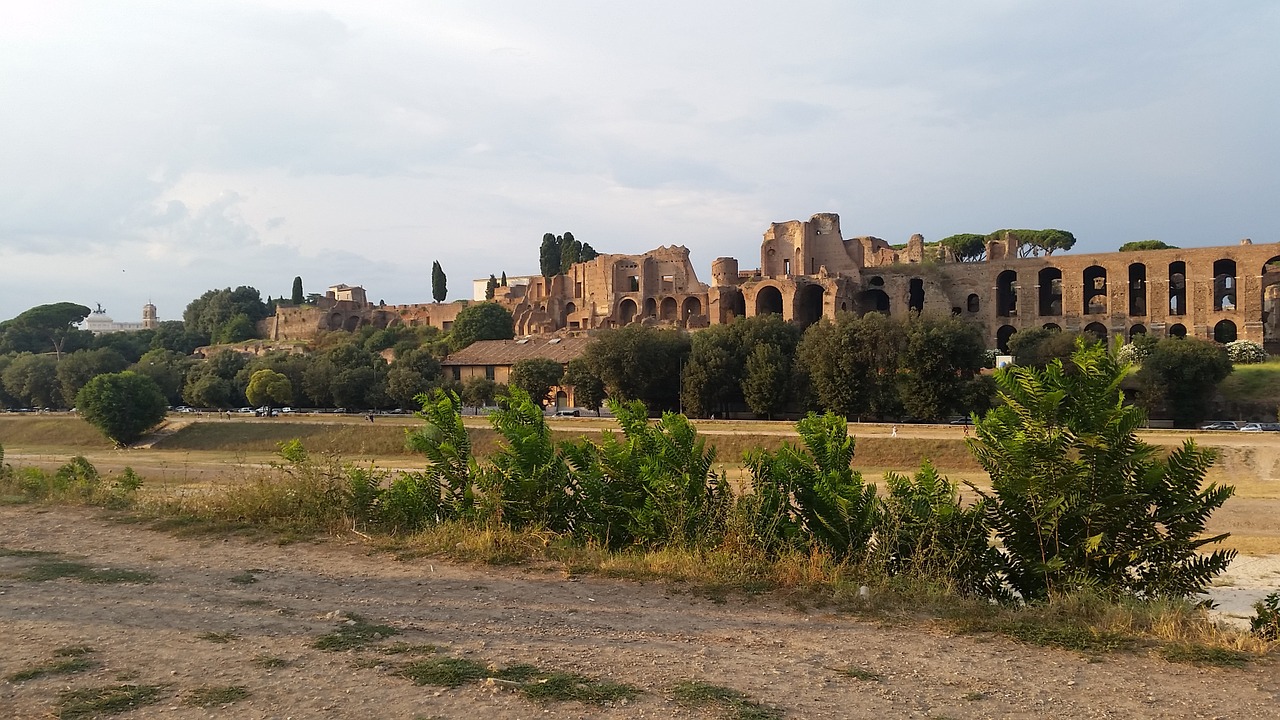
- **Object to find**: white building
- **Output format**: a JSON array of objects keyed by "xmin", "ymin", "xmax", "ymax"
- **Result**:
[
  {"xmin": 81, "ymin": 303, "xmax": 158, "ymax": 334},
  {"xmin": 471, "ymin": 275, "xmax": 536, "ymax": 301}
]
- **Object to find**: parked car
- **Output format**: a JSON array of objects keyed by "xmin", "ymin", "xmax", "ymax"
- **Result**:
[
  {"xmin": 554, "ymin": 408, "xmax": 581, "ymax": 417},
  {"xmin": 1239, "ymin": 423, "xmax": 1264, "ymax": 432},
  {"xmin": 1198, "ymin": 421, "xmax": 1240, "ymax": 431}
]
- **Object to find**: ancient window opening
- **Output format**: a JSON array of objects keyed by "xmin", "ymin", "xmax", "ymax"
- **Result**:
[
  {"xmin": 1083, "ymin": 322, "xmax": 1108, "ymax": 340},
  {"xmin": 1083, "ymin": 265, "xmax": 1107, "ymax": 315},
  {"xmin": 660, "ymin": 297, "xmax": 677, "ymax": 321},
  {"xmin": 996, "ymin": 324, "xmax": 1017, "ymax": 353},
  {"xmin": 1042, "ymin": 323, "xmax": 1061, "ymax": 332},
  {"xmin": 967, "ymin": 294, "xmax": 980, "ymax": 313},
  {"xmin": 783, "ymin": 259, "xmax": 790, "ymax": 275},
  {"xmin": 996, "ymin": 270, "xmax": 1018, "ymax": 317},
  {"xmin": 908, "ymin": 278, "xmax": 925, "ymax": 313},
  {"xmin": 1213, "ymin": 259, "xmax": 1236, "ymax": 311},
  {"xmin": 756, "ymin": 286, "xmax": 784, "ymax": 315},
  {"xmin": 485, "ymin": 366, "xmax": 495, "ymax": 381},
  {"xmin": 1214, "ymin": 319, "xmax": 1237, "ymax": 343},
  {"xmin": 1128, "ymin": 324, "xmax": 1147, "ymax": 340},
  {"xmin": 796, "ymin": 284, "xmax": 824, "ymax": 328},
  {"xmin": 1128, "ymin": 263, "xmax": 1147, "ymax": 316},
  {"xmin": 619, "ymin": 298, "xmax": 638, "ymax": 324},
  {"xmin": 1169, "ymin": 323, "xmax": 1187, "ymax": 338},
  {"xmin": 1169, "ymin": 262, "xmax": 1187, "ymax": 316}
]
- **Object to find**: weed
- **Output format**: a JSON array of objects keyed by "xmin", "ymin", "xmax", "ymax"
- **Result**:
[
  {"xmin": 185, "ymin": 685, "xmax": 249, "ymax": 707},
  {"xmin": 251, "ymin": 654, "xmax": 289, "ymax": 669},
  {"xmin": 1251, "ymin": 591, "xmax": 1280, "ymax": 640},
  {"xmin": 54, "ymin": 645, "xmax": 96, "ymax": 657},
  {"xmin": 519, "ymin": 671, "xmax": 639, "ymax": 705},
  {"xmin": 1160, "ymin": 642, "xmax": 1249, "ymax": 667},
  {"xmin": 14, "ymin": 558, "xmax": 155, "ymax": 585},
  {"xmin": 7, "ymin": 657, "xmax": 94, "ymax": 682},
  {"xmin": 401, "ymin": 657, "xmax": 491, "ymax": 687},
  {"xmin": 832, "ymin": 665, "xmax": 883, "ymax": 682},
  {"xmin": 57, "ymin": 684, "xmax": 165, "ymax": 719},
  {"xmin": 196, "ymin": 631, "xmax": 238, "ymax": 644},
  {"xmin": 381, "ymin": 642, "xmax": 437, "ymax": 656},
  {"xmin": 492, "ymin": 664, "xmax": 544, "ymax": 682},
  {"xmin": 313, "ymin": 613, "xmax": 399, "ymax": 651},
  {"xmin": 0, "ymin": 547, "xmax": 59, "ymax": 558},
  {"xmin": 229, "ymin": 570, "xmax": 259, "ymax": 585},
  {"xmin": 963, "ymin": 692, "xmax": 986, "ymax": 701},
  {"xmin": 671, "ymin": 680, "xmax": 784, "ymax": 720}
]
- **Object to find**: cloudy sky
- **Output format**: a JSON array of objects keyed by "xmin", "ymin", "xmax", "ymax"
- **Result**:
[{"xmin": 2, "ymin": 1, "xmax": 1278, "ymax": 323}]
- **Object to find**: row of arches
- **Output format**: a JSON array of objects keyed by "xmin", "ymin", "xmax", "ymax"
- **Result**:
[
  {"xmin": 993, "ymin": 319, "xmax": 1240, "ymax": 352},
  {"xmin": 994, "ymin": 258, "xmax": 1253, "ymax": 319},
  {"xmin": 616, "ymin": 295, "xmax": 703, "ymax": 325}
]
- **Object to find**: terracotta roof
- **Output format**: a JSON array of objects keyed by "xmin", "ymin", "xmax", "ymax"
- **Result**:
[{"xmin": 442, "ymin": 337, "xmax": 591, "ymax": 367}]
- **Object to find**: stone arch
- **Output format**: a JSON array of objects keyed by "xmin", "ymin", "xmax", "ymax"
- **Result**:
[
  {"xmin": 723, "ymin": 289, "xmax": 746, "ymax": 322},
  {"xmin": 908, "ymin": 278, "xmax": 924, "ymax": 313},
  {"xmin": 682, "ymin": 296, "xmax": 702, "ymax": 320},
  {"xmin": 1128, "ymin": 263, "xmax": 1147, "ymax": 316},
  {"xmin": 966, "ymin": 293, "xmax": 980, "ymax": 313},
  {"xmin": 756, "ymin": 286, "xmax": 783, "ymax": 316},
  {"xmin": 1169, "ymin": 261, "xmax": 1187, "ymax": 316},
  {"xmin": 344, "ymin": 315, "xmax": 361, "ymax": 332},
  {"xmin": 1042, "ymin": 323, "xmax": 1061, "ymax": 332},
  {"xmin": 660, "ymin": 296, "xmax": 678, "ymax": 321},
  {"xmin": 1214, "ymin": 319, "xmax": 1237, "ymax": 343},
  {"xmin": 1083, "ymin": 265, "xmax": 1107, "ymax": 315},
  {"xmin": 644, "ymin": 297, "xmax": 657, "ymax": 318},
  {"xmin": 328, "ymin": 312, "xmax": 344, "ymax": 331},
  {"xmin": 796, "ymin": 284, "xmax": 824, "ymax": 327},
  {"xmin": 1169, "ymin": 323, "xmax": 1187, "ymax": 338},
  {"xmin": 860, "ymin": 289, "xmax": 890, "ymax": 315},
  {"xmin": 1083, "ymin": 322, "xmax": 1108, "ymax": 339},
  {"xmin": 1038, "ymin": 267, "xmax": 1062, "ymax": 316},
  {"xmin": 1214, "ymin": 258, "xmax": 1237, "ymax": 311},
  {"xmin": 997, "ymin": 270, "xmax": 1018, "ymax": 317},
  {"xmin": 562, "ymin": 302, "xmax": 576, "ymax": 326},
  {"xmin": 1128, "ymin": 324, "xmax": 1147, "ymax": 340},
  {"xmin": 619, "ymin": 298, "xmax": 638, "ymax": 324},
  {"xmin": 996, "ymin": 324, "xmax": 1017, "ymax": 353}
]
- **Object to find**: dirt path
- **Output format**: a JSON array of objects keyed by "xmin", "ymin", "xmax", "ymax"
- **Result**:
[{"xmin": 1, "ymin": 506, "xmax": 1277, "ymax": 719}]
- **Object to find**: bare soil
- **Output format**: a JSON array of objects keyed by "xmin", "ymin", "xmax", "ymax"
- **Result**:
[{"xmin": 2, "ymin": 505, "xmax": 1278, "ymax": 719}]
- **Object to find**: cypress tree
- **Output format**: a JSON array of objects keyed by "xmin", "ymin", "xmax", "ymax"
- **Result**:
[
  {"xmin": 485, "ymin": 274, "xmax": 498, "ymax": 300},
  {"xmin": 539, "ymin": 233, "xmax": 561, "ymax": 279},
  {"xmin": 291, "ymin": 276, "xmax": 304, "ymax": 305},
  {"xmin": 431, "ymin": 261, "xmax": 447, "ymax": 303},
  {"xmin": 501, "ymin": 271, "xmax": 507, "ymax": 286}
]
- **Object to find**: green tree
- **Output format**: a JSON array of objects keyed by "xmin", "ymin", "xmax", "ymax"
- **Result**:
[
  {"xmin": 1138, "ymin": 337, "xmax": 1232, "ymax": 428},
  {"xmin": 245, "ymin": 369, "xmax": 293, "ymax": 409},
  {"xmin": 149, "ymin": 320, "xmax": 205, "ymax": 355},
  {"xmin": 0, "ymin": 302, "xmax": 93, "ymax": 359},
  {"xmin": 182, "ymin": 350, "xmax": 247, "ymax": 408},
  {"xmin": 988, "ymin": 228, "xmax": 1076, "ymax": 258},
  {"xmin": 450, "ymin": 302, "xmax": 515, "ymax": 348},
  {"xmin": 91, "ymin": 329, "xmax": 154, "ymax": 363},
  {"xmin": 742, "ymin": 343, "xmax": 789, "ymax": 418},
  {"xmin": 130, "ymin": 349, "xmax": 193, "ymax": 405},
  {"xmin": 539, "ymin": 233, "xmax": 561, "ymax": 279},
  {"xmin": 897, "ymin": 316, "xmax": 987, "ymax": 420},
  {"xmin": 485, "ymin": 274, "xmax": 498, "ymax": 300},
  {"xmin": 1, "ymin": 353, "xmax": 60, "ymax": 408},
  {"xmin": 510, "ymin": 358, "xmax": 564, "ymax": 407},
  {"xmin": 796, "ymin": 313, "xmax": 904, "ymax": 420},
  {"xmin": 217, "ymin": 313, "xmax": 256, "ymax": 344},
  {"xmin": 581, "ymin": 325, "xmax": 690, "ymax": 412},
  {"xmin": 1119, "ymin": 240, "xmax": 1178, "ymax": 252},
  {"xmin": 291, "ymin": 276, "xmax": 304, "ymax": 305},
  {"xmin": 938, "ymin": 233, "xmax": 987, "ymax": 261},
  {"xmin": 1007, "ymin": 328, "xmax": 1090, "ymax": 369},
  {"xmin": 969, "ymin": 339, "xmax": 1235, "ymax": 600},
  {"xmin": 562, "ymin": 358, "xmax": 606, "ymax": 415},
  {"xmin": 431, "ymin": 260, "xmax": 447, "ymax": 303},
  {"xmin": 76, "ymin": 371, "xmax": 168, "ymax": 445},
  {"xmin": 461, "ymin": 376, "xmax": 498, "ymax": 411},
  {"xmin": 183, "ymin": 287, "xmax": 267, "ymax": 345},
  {"xmin": 56, "ymin": 348, "xmax": 128, "ymax": 408}
]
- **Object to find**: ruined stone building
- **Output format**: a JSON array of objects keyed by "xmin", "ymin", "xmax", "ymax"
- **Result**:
[{"xmin": 260, "ymin": 214, "xmax": 1280, "ymax": 352}]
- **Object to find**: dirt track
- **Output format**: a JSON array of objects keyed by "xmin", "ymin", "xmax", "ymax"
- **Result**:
[{"xmin": 2, "ymin": 506, "xmax": 1278, "ymax": 719}]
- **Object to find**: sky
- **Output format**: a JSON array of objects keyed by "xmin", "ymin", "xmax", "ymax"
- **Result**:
[{"xmin": 2, "ymin": 1, "xmax": 1278, "ymax": 323}]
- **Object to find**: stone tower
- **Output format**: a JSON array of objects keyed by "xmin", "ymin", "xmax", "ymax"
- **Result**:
[{"xmin": 142, "ymin": 302, "xmax": 157, "ymax": 330}]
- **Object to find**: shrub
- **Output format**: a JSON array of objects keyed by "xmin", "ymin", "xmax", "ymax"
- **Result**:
[
  {"xmin": 745, "ymin": 413, "xmax": 878, "ymax": 559},
  {"xmin": 404, "ymin": 389, "xmax": 477, "ymax": 521},
  {"xmin": 75, "ymin": 371, "xmax": 168, "ymax": 445},
  {"xmin": 1251, "ymin": 592, "xmax": 1280, "ymax": 641},
  {"xmin": 479, "ymin": 387, "xmax": 579, "ymax": 532},
  {"xmin": 1226, "ymin": 340, "xmax": 1267, "ymax": 365},
  {"xmin": 876, "ymin": 461, "xmax": 1004, "ymax": 598},
  {"xmin": 970, "ymin": 339, "xmax": 1236, "ymax": 602}
]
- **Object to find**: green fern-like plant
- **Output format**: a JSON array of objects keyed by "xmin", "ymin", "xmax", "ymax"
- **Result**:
[
  {"xmin": 480, "ymin": 387, "xmax": 580, "ymax": 532},
  {"xmin": 968, "ymin": 338, "xmax": 1236, "ymax": 602},
  {"xmin": 405, "ymin": 389, "xmax": 478, "ymax": 521},
  {"xmin": 745, "ymin": 412, "xmax": 878, "ymax": 559}
]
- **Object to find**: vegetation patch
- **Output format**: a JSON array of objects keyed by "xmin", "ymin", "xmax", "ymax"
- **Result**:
[
  {"xmin": 57, "ymin": 684, "xmax": 165, "ymax": 719},
  {"xmin": 6, "ymin": 555, "xmax": 155, "ymax": 585},
  {"xmin": 400, "ymin": 656, "xmax": 640, "ymax": 705},
  {"xmin": 313, "ymin": 613, "xmax": 400, "ymax": 651},
  {"xmin": 184, "ymin": 685, "xmax": 250, "ymax": 707},
  {"xmin": 7, "ymin": 654, "xmax": 95, "ymax": 682},
  {"xmin": 195, "ymin": 631, "xmax": 238, "ymax": 644},
  {"xmin": 831, "ymin": 665, "xmax": 883, "ymax": 682},
  {"xmin": 1159, "ymin": 642, "xmax": 1250, "ymax": 667},
  {"xmin": 251, "ymin": 654, "xmax": 289, "ymax": 669},
  {"xmin": 671, "ymin": 680, "xmax": 784, "ymax": 720}
]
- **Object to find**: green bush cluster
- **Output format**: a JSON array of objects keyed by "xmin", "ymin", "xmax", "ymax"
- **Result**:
[
  {"xmin": 346, "ymin": 339, "xmax": 1234, "ymax": 603},
  {"xmin": 0, "ymin": 451, "xmax": 143, "ymax": 508}
]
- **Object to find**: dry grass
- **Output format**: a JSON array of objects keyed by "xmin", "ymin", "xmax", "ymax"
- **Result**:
[{"xmin": 0, "ymin": 416, "xmax": 113, "ymax": 450}]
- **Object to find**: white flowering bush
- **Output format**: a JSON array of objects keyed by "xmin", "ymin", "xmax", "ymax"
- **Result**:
[
  {"xmin": 1115, "ymin": 343, "xmax": 1138, "ymax": 366},
  {"xmin": 1226, "ymin": 340, "xmax": 1267, "ymax": 364}
]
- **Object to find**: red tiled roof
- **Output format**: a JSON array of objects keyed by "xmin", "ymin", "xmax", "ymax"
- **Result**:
[{"xmin": 441, "ymin": 337, "xmax": 591, "ymax": 367}]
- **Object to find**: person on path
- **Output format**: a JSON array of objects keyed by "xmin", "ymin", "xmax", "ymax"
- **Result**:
[{"xmin": 891, "ymin": 425, "xmax": 898, "ymax": 438}]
